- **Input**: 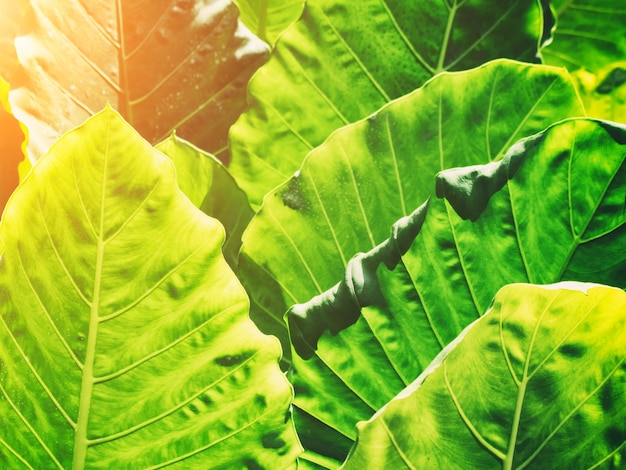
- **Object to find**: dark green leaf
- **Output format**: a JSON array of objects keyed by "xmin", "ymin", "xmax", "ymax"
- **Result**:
[{"xmin": 229, "ymin": 0, "xmax": 552, "ymax": 208}]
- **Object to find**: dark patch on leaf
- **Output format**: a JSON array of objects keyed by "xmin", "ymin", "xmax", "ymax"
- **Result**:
[
  {"xmin": 279, "ymin": 172, "xmax": 307, "ymax": 211},
  {"xmin": 262, "ymin": 431, "xmax": 285, "ymax": 450},
  {"xmin": 243, "ymin": 458, "xmax": 264, "ymax": 470},
  {"xmin": 558, "ymin": 342, "xmax": 586, "ymax": 358},
  {"xmin": 596, "ymin": 67, "xmax": 626, "ymax": 94},
  {"xmin": 214, "ymin": 353, "xmax": 249, "ymax": 367},
  {"xmin": 254, "ymin": 394, "xmax": 267, "ymax": 409}
]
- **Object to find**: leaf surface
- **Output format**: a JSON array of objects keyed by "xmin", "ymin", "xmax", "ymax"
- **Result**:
[
  {"xmin": 542, "ymin": 0, "xmax": 626, "ymax": 72},
  {"xmin": 240, "ymin": 59, "xmax": 583, "ymax": 358},
  {"xmin": 284, "ymin": 117, "xmax": 626, "ymax": 467},
  {"xmin": 9, "ymin": 0, "xmax": 268, "ymax": 162},
  {"xmin": 228, "ymin": 0, "xmax": 552, "ymax": 208},
  {"xmin": 234, "ymin": 0, "xmax": 304, "ymax": 44},
  {"xmin": 0, "ymin": 107, "xmax": 300, "ymax": 469},
  {"xmin": 341, "ymin": 283, "xmax": 626, "ymax": 469},
  {"xmin": 155, "ymin": 134, "xmax": 253, "ymax": 269}
]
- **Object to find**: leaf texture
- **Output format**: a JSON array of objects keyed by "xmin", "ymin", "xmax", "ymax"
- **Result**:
[
  {"xmin": 542, "ymin": 0, "xmax": 626, "ymax": 72},
  {"xmin": 285, "ymin": 118, "xmax": 626, "ymax": 468},
  {"xmin": 234, "ymin": 0, "xmax": 304, "ymax": 44},
  {"xmin": 228, "ymin": 0, "xmax": 552, "ymax": 208},
  {"xmin": 8, "ymin": 0, "xmax": 268, "ymax": 162},
  {"xmin": 0, "ymin": 107, "xmax": 300, "ymax": 469},
  {"xmin": 239, "ymin": 59, "xmax": 583, "ymax": 360},
  {"xmin": 155, "ymin": 134, "xmax": 253, "ymax": 269},
  {"xmin": 342, "ymin": 283, "xmax": 626, "ymax": 469},
  {"xmin": 238, "ymin": 60, "xmax": 586, "ymax": 467}
]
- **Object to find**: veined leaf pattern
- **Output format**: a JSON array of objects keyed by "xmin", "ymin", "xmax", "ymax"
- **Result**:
[
  {"xmin": 239, "ymin": 60, "xmax": 586, "ymax": 467},
  {"xmin": 285, "ymin": 118, "xmax": 626, "ymax": 467},
  {"xmin": 229, "ymin": 0, "xmax": 552, "ymax": 208},
  {"xmin": 342, "ymin": 283, "xmax": 626, "ymax": 468},
  {"xmin": 8, "ymin": 0, "xmax": 268, "ymax": 162},
  {"xmin": 0, "ymin": 107, "xmax": 300, "ymax": 468}
]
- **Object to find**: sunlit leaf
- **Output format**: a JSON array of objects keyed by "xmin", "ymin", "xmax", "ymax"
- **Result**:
[
  {"xmin": 0, "ymin": 107, "xmax": 300, "ymax": 468},
  {"xmin": 8, "ymin": 0, "xmax": 268, "ymax": 162},
  {"xmin": 284, "ymin": 118, "xmax": 626, "ymax": 468},
  {"xmin": 342, "ymin": 283, "xmax": 626, "ymax": 468},
  {"xmin": 229, "ymin": 0, "xmax": 552, "ymax": 208}
]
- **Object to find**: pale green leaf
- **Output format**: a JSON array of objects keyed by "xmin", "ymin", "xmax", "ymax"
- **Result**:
[
  {"xmin": 8, "ymin": 0, "xmax": 268, "ymax": 162},
  {"xmin": 285, "ymin": 118, "xmax": 626, "ymax": 468},
  {"xmin": 229, "ymin": 0, "xmax": 552, "ymax": 208},
  {"xmin": 155, "ymin": 134, "xmax": 253, "ymax": 269},
  {"xmin": 342, "ymin": 283, "xmax": 626, "ymax": 469},
  {"xmin": 0, "ymin": 107, "xmax": 300, "ymax": 469},
  {"xmin": 569, "ymin": 62, "xmax": 626, "ymax": 124}
]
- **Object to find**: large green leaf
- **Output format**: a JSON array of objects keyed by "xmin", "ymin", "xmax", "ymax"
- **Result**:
[
  {"xmin": 342, "ymin": 282, "xmax": 626, "ymax": 468},
  {"xmin": 240, "ymin": 59, "xmax": 583, "ymax": 357},
  {"xmin": 228, "ymin": 0, "xmax": 552, "ymax": 208},
  {"xmin": 0, "ymin": 107, "xmax": 300, "ymax": 468},
  {"xmin": 234, "ymin": 0, "xmax": 304, "ymax": 45},
  {"xmin": 155, "ymin": 134, "xmax": 253, "ymax": 270},
  {"xmin": 285, "ymin": 118, "xmax": 626, "ymax": 468},
  {"xmin": 542, "ymin": 0, "xmax": 626, "ymax": 72},
  {"xmin": 8, "ymin": 0, "xmax": 268, "ymax": 162}
]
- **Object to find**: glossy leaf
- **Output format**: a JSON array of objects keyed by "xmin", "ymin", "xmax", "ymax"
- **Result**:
[
  {"xmin": 285, "ymin": 118, "xmax": 626, "ymax": 467},
  {"xmin": 542, "ymin": 0, "xmax": 626, "ymax": 72},
  {"xmin": 240, "ymin": 59, "xmax": 583, "ymax": 357},
  {"xmin": 0, "ymin": 107, "xmax": 300, "ymax": 468},
  {"xmin": 234, "ymin": 0, "xmax": 304, "ymax": 45},
  {"xmin": 342, "ymin": 283, "xmax": 626, "ymax": 469},
  {"xmin": 8, "ymin": 0, "xmax": 268, "ymax": 162},
  {"xmin": 229, "ymin": 0, "xmax": 552, "ymax": 208},
  {"xmin": 155, "ymin": 134, "xmax": 253, "ymax": 269}
]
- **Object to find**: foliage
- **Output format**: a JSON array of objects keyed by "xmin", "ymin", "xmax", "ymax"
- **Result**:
[{"xmin": 1, "ymin": 0, "xmax": 625, "ymax": 469}]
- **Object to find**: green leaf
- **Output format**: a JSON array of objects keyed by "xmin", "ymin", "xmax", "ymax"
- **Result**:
[
  {"xmin": 234, "ymin": 0, "xmax": 304, "ymax": 45},
  {"xmin": 341, "ymin": 282, "xmax": 626, "ymax": 469},
  {"xmin": 155, "ymin": 134, "xmax": 253, "ymax": 270},
  {"xmin": 542, "ymin": 0, "xmax": 626, "ymax": 72},
  {"xmin": 228, "ymin": 0, "xmax": 552, "ymax": 208},
  {"xmin": 285, "ymin": 117, "xmax": 626, "ymax": 467},
  {"xmin": 240, "ymin": 59, "xmax": 583, "ymax": 358},
  {"xmin": 0, "ymin": 107, "xmax": 300, "ymax": 468},
  {"xmin": 8, "ymin": 0, "xmax": 268, "ymax": 162}
]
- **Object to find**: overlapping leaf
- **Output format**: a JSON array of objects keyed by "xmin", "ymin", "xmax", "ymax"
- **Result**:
[
  {"xmin": 285, "ymin": 118, "xmax": 626, "ymax": 467},
  {"xmin": 234, "ymin": 0, "xmax": 304, "ymax": 45},
  {"xmin": 228, "ymin": 0, "xmax": 552, "ymax": 208},
  {"xmin": 239, "ymin": 59, "xmax": 583, "ymax": 356},
  {"xmin": 0, "ymin": 107, "xmax": 300, "ymax": 468},
  {"xmin": 542, "ymin": 0, "xmax": 626, "ymax": 72},
  {"xmin": 342, "ymin": 283, "xmax": 626, "ymax": 468},
  {"xmin": 155, "ymin": 134, "xmax": 253, "ymax": 269},
  {"xmin": 8, "ymin": 0, "xmax": 268, "ymax": 162}
]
